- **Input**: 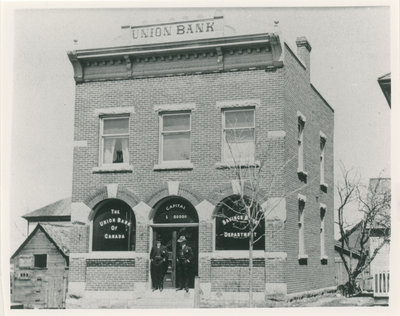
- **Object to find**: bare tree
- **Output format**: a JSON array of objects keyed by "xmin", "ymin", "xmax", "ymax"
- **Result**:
[
  {"xmin": 216, "ymin": 114, "xmax": 315, "ymax": 307},
  {"xmin": 336, "ymin": 165, "xmax": 391, "ymax": 296}
]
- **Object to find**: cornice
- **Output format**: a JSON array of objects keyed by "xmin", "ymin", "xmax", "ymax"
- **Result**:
[{"xmin": 68, "ymin": 33, "xmax": 284, "ymax": 83}]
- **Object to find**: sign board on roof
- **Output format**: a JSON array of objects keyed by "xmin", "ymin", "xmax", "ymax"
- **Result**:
[{"xmin": 121, "ymin": 15, "xmax": 224, "ymax": 44}]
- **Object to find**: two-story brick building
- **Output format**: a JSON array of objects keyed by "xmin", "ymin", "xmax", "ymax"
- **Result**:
[{"xmin": 66, "ymin": 19, "xmax": 335, "ymax": 307}]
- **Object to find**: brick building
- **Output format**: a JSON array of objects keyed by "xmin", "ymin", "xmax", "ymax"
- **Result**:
[{"xmin": 66, "ymin": 22, "xmax": 334, "ymax": 306}]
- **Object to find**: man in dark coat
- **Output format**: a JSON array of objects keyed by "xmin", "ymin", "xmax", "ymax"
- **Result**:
[
  {"xmin": 150, "ymin": 238, "xmax": 168, "ymax": 291},
  {"xmin": 176, "ymin": 236, "xmax": 193, "ymax": 292}
]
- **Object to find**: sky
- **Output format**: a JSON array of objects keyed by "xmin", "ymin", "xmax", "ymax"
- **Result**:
[{"xmin": 2, "ymin": 4, "xmax": 392, "ymax": 253}]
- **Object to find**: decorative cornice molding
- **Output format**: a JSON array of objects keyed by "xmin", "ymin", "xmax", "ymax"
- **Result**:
[
  {"xmin": 153, "ymin": 103, "xmax": 196, "ymax": 113},
  {"xmin": 95, "ymin": 106, "xmax": 135, "ymax": 116},
  {"xmin": 68, "ymin": 33, "xmax": 284, "ymax": 83},
  {"xmin": 216, "ymin": 99, "xmax": 260, "ymax": 109}
]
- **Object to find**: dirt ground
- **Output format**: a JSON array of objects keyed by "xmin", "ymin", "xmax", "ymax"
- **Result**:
[
  {"xmin": 288, "ymin": 293, "xmax": 375, "ymax": 307},
  {"xmin": 201, "ymin": 293, "xmax": 377, "ymax": 308}
]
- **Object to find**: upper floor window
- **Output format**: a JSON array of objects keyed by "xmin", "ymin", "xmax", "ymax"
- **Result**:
[
  {"xmin": 320, "ymin": 132, "xmax": 328, "ymax": 191},
  {"xmin": 100, "ymin": 116, "xmax": 129, "ymax": 165},
  {"xmin": 222, "ymin": 108, "xmax": 255, "ymax": 164},
  {"xmin": 297, "ymin": 115, "xmax": 305, "ymax": 172},
  {"xmin": 160, "ymin": 112, "xmax": 191, "ymax": 162}
]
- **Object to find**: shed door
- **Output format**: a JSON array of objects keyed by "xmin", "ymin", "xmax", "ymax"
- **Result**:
[{"xmin": 45, "ymin": 276, "xmax": 65, "ymax": 308}]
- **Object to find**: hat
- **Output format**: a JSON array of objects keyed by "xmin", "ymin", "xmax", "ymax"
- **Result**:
[
  {"xmin": 177, "ymin": 236, "xmax": 186, "ymax": 243},
  {"xmin": 156, "ymin": 237, "xmax": 162, "ymax": 242}
]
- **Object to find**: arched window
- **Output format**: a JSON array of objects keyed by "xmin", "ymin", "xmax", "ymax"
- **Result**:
[
  {"xmin": 92, "ymin": 199, "xmax": 136, "ymax": 251},
  {"xmin": 215, "ymin": 195, "xmax": 265, "ymax": 250}
]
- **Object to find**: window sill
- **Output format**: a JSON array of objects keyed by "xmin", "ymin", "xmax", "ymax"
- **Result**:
[
  {"xmin": 297, "ymin": 169, "xmax": 308, "ymax": 181},
  {"xmin": 320, "ymin": 183, "xmax": 328, "ymax": 192},
  {"xmin": 298, "ymin": 254, "xmax": 308, "ymax": 265},
  {"xmin": 92, "ymin": 164, "xmax": 133, "ymax": 173},
  {"xmin": 215, "ymin": 160, "xmax": 260, "ymax": 169},
  {"xmin": 86, "ymin": 251, "xmax": 136, "ymax": 259},
  {"xmin": 320, "ymin": 256, "xmax": 328, "ymax": 265},
  {"xmin": 153, "ymin": 161, "xmax": 193, "ymax": 171}
]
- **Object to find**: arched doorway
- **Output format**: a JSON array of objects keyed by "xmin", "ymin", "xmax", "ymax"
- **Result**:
[{"xmin": 151, "ymin": 196, "xmax": 199, "ymax": 289}]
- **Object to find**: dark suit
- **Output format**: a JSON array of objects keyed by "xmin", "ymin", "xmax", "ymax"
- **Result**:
[
  {"xmin": 150, "ymin": 245, "xmax": 168, "ymax": 290},
  {"xmin": 176, "ymin": 244, "xmax": 193, "ymax": 290}
]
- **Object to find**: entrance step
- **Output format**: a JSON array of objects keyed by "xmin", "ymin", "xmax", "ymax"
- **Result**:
[{"xmin": 128, "ymin": 289, "xmax": 194, "ymax": 308}]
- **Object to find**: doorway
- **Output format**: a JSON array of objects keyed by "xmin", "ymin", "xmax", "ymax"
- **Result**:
[{"xmin": 152, "ymin": 226, "xmax": 198, "ymax": 289}]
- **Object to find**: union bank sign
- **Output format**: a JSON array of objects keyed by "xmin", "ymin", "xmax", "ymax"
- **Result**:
[{"xmin": 121, "ymin": 15, "xmax": 224, "ymax": 44}]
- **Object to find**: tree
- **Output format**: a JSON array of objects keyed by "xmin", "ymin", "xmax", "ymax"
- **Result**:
[
  {"xmin": 336, "ymin": 166, "xmax": 391, "ymax": 296},
  {"xmin": 215, "ymin": 111, "xmax": 314, "ymax": 307}
]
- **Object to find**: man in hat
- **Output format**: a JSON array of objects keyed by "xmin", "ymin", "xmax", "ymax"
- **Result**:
[
  {"xmin": 150, "ymin": 238, "xmax": 168, "ymax": 291},
  {"xmin": 176, "ymin": 236, "xmax": 193, "ymax": 292}
]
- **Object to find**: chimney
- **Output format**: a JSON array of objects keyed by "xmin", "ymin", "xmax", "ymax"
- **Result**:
[{"xmin": 296, "ymin": 36, "xmax": 312, "ymax": 81}]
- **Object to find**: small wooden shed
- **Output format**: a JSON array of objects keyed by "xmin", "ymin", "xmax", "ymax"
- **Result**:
[{"xmin": 11, "ymin": 223, "xmax": 70, "ymax": 309}]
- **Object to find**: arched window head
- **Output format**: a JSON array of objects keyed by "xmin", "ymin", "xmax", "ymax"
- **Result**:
[
  {"xmin": 92, "ymin": 199, "xmax": 136, "ymax": 251},
  {"xmin": 215, "ymin": 195, "xmax": 265, "ymax": 251}
]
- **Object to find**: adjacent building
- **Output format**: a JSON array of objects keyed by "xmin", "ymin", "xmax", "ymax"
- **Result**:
[
  {"xmin": 11, "ymin": 223, "xmax": 70, "ymax": 308},
  {"xmin": 22, "ymin": 198, "xmax": 71, "ymax": 235},
  {"xmin": 66, "ymin": 19, "xmax": 334, "ymax": 307}
]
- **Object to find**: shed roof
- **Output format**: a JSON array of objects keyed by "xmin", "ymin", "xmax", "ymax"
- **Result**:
[
  {"xmin": 22, "ymin": 198, "xmax": 71, "ymax": 220},
  {"xmin": 11, "ymin": 223, "xmax": 71, "ymax": 259}
]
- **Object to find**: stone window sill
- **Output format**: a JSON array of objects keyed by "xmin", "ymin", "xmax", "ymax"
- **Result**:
[
  {"xmin": 298, "ymin": 254, "xmax": 308, "ymax": 265},
  {"xmin": 320, "ymin": 182, "xmax": 328, "ymax": 192},
  {"xmin": 215, "ymin": 160, "xmax": 260, "ymax": 169},
  {"xmin": 86, "ymin": 251, "xmax": 136, "ymax": 259},
  {"xmin": 153, "ymin": 161, "xmax": 193, "ymax": 171},
  {"xmin": 321, "ymin": 255, "xmax": 328, "ymax": 265},
  {"xmin": 92, "ymin": 164, "xmax": 133, "ymax": 173}
]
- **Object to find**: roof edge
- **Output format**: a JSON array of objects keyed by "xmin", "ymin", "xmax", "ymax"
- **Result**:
[
  {"xmin": 11, "ymin": 224, "xmax": 69, "ymax": 260},
  {"xmin": 310, "ymin": 83, "xmax": 334, "ymax": 113}
]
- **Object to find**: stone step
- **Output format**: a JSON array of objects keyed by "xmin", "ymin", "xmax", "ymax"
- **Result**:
[{"xmin": 128, "ymin": 289, "xmax": 194, "ymax": 308}]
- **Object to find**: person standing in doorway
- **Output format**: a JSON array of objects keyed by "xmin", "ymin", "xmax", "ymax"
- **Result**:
[
  {"xmin": 176, "ymin": 236, "xmax": 193, "ymax": 292},
  {"xmin": 150, "ymin": 238, "xmax": 168, "ymax": 291}
]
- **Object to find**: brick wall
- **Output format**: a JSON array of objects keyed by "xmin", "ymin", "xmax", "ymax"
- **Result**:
[
  {"xmin": 283, "ymin": 43, "xmax": 335, "ymax": 294},
  {"xmin": 72, "ymin": 70, "xmax": 285, "ymax": 205},
  {"xmin": 70, "ymin": 38, "xmax": 334, "ymax": 296}
]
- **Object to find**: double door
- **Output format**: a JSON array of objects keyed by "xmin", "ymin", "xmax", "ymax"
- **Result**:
[{"xmin": 152, "ymin": 226, "xmax": 198, "ymax": 288}]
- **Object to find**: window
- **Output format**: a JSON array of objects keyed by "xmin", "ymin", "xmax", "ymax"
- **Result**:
[
  {"xmin": 320, "ymin": 132, "xmax": 328, "ymax": 191},
  {"xmin": 160, "ymin": 113, "xmax": 191, "ymax": 162},
  {"xmin": 215, "ymin": 195, "xmax": 264, "ymax": 250},
  {"xmin": 92, "ymin": 199, "xmax": 136, "ymax": 251},
  {"xmin": 100, "ymin": 116, "xmax": 129, "ymax": 165},
  {"xmin": 34, "ymin": 254, "xmax": 47, "ymax": 268},
  {"xmin": 222, "ymin": 108, "xmax": 255, "ymax": 163},
  {"xmin": 298, "ymin": 194, "xmax": 307, "ymax": 262},
  {"xmin": 297, "ymin": 114, "xmax": 306, "ymax": 174},
  {"xmin": 320, "ymin": 204, "xmax": 327, "ymax": 263}
]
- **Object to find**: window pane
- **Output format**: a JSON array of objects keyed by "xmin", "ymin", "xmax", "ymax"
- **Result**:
[
  {"xmin": 92, "ymin": 200, "xmax": 136, "ymax": 251},
  {"xmin": 224, "ymin": 129, "xmax": 254, "ymax": 161},
  {"xmin": 103, "ymin": 137, "xmax": 129, "ymax": 164},
  {"xmin": 225, "ymin": 128, "xmax": 254, "ymax": 143},
  {"xmin": 215, "ymin": 195, "xmax": 264, "ymax": 250},
  {"xmin": 34, "ymin": 254, "xmax": 47, "ymax": 268},
  {"xmin": 163, "ymin": 133, "xmax": 190, "ymax": 161},
  {"xmin": 225, "ymin": 110, "xmax": 254, "ymax": 128},
  {"xmin": 163, "ymin": 114, "xmax": 190, "ymax": 132},
  {"xmin": 103, "ymin": 118, "xmax": 129, "ymax": 135}
]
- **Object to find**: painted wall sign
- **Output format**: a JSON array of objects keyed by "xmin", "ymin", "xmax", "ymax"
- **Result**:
[
  {"xmin": 121, "ymin": 15, "xmax": 224, "ymax": 44},
  {"xmin": 154, "ymin": 197, "xmax": 198, "ymax": 224},
  {"xmin": 92, "ymin": 201, "xmax": 135, "ymax": 251},
  {"xmin": 215, "ymin": 196, "xmax": 265, "ymax": 250}
]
